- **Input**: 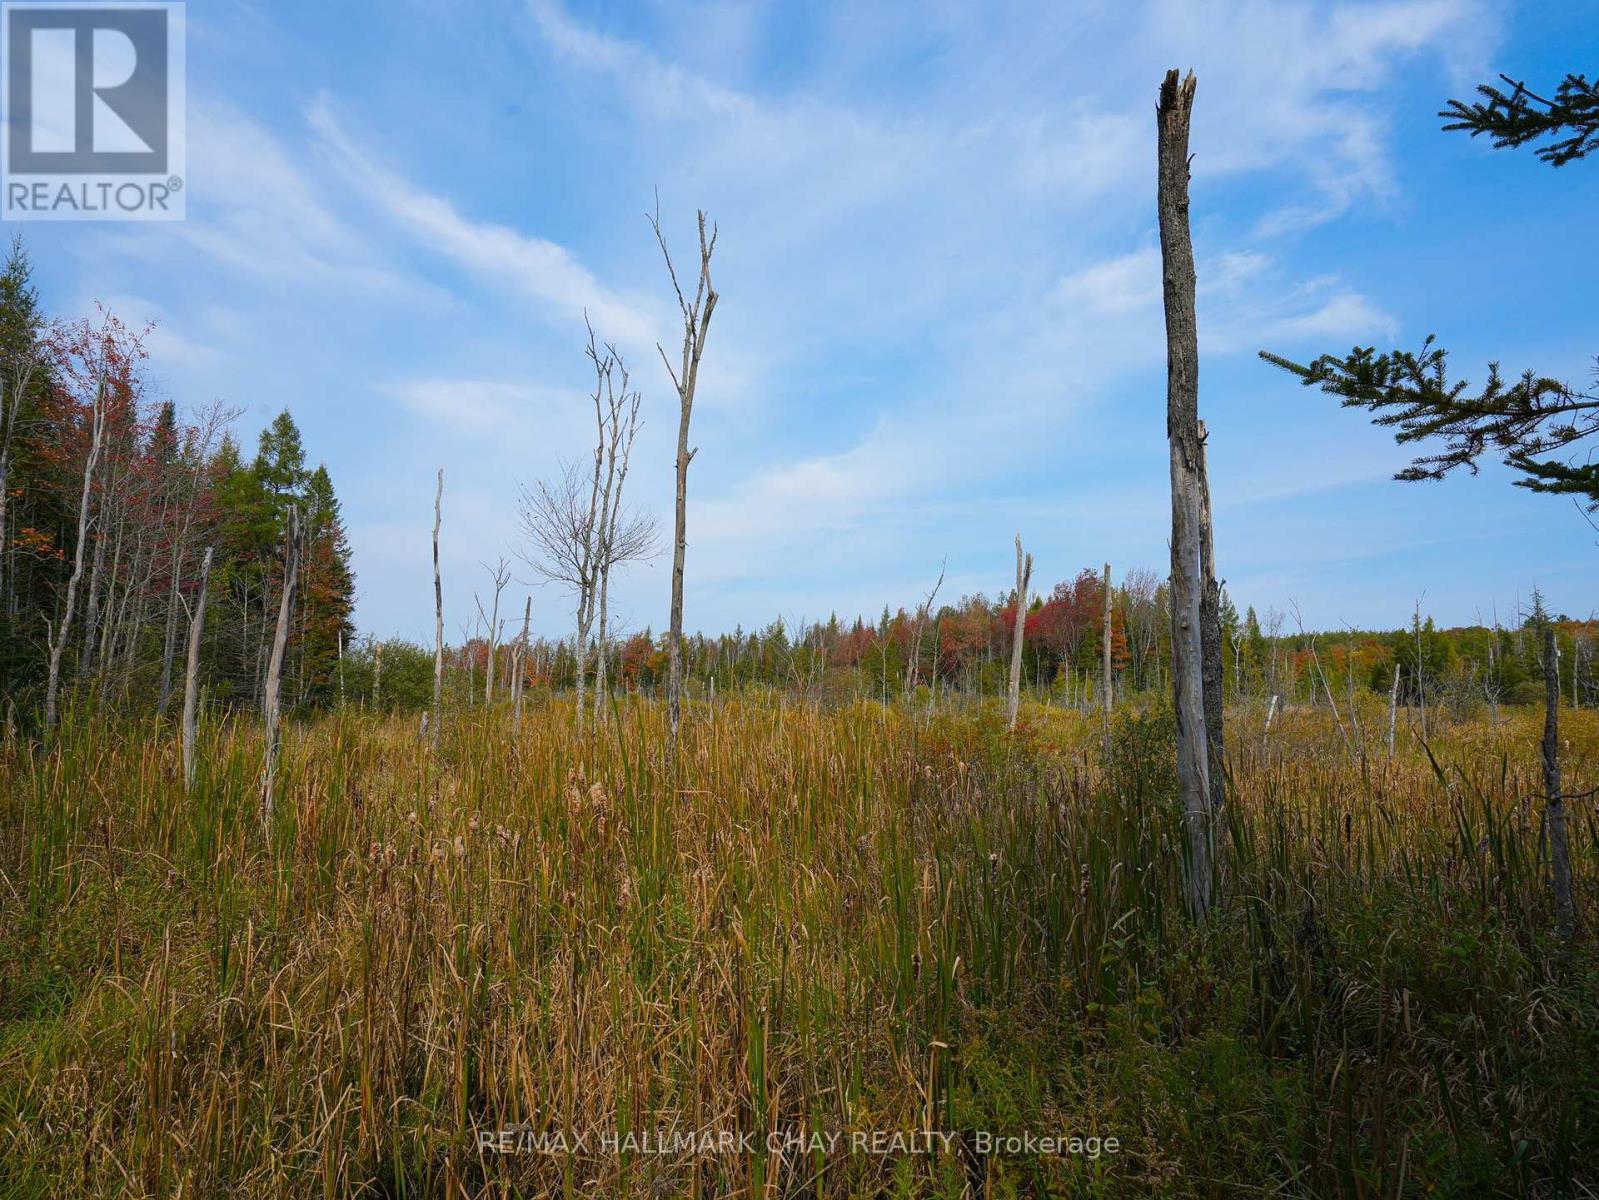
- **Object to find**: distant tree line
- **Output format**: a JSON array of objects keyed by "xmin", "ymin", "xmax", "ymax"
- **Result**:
[{"xmin": 340, "ymin": 572, "xmax": 1592, "ymax": 719}]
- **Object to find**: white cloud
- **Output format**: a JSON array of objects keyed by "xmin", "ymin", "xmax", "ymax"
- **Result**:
[
  {"xmin": 1053, "ymin": 247, "xmax": 1160, "ymax": 316},
  {"xmin": 308, "ymin": 98, "xmax": 661, "ymax": 351},
  {"xmin": 174, "ymin": 104, "xmax": 412, "ymax": 293}
]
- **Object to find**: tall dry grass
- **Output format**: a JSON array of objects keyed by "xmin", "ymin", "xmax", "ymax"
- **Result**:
[{"xmin": 0, "ymin": 695, "xmax": 1595, "ymax": 1197}]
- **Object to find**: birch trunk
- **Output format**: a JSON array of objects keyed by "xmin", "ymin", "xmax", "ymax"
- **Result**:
[
  {"xmin": 259, "ymin": 507, "xmax": 299, "ymax": 832},
  {"xmin": 431, "ymin": 469, "xmax": 443, "ymax": 756},
  {"xmin": 43, "ymin": 380, "xmax": 106, "ymax": 735},
  {"xmin": 1006, "ymin": 534, "xmax": 1032, "ymax": 732},
  {"xmin": 1157, "ymin": 68, "xmax": 1213, "ymax": 919},
  {"xmin": 1543, "ymin": 624, "xmax": 1574, "ymax": 940},
  {"xmin": 181, "ymin": 547, "xmax": 213, "ymax": 791}
]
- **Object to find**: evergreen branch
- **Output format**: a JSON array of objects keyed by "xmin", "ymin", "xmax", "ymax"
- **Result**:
[
  {"xmin": 1441, "ymin": 71, "xmax": 1599, "ymax": 166},
  {"xmin": 1260, "ymin": 343, "xmax": 1599, "ymax": 507}
]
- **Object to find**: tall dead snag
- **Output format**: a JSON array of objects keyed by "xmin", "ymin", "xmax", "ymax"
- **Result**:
[
  {"xmin": 1387, "ymin": 661, "xmax": 1401, "ymax": 759},
  {"xmin": 477, "ymin": 556, "xmax": 511, "ymax": 705},
  {"xmin": 1542, "ymin": 623, "xmax": 1575, "ymax": 940},
  {"xmin": 1157, "ymin": 68, "xmax": 1213, "ymax": 918},
  {"xmin": 651, "ymin": 203, "xmax": 718, "ymax": 757},
  {"xmin": 519, "ymin": 325, "xmax": 653, "ymax": 734},
  {"xmin": 1197, "ymin": 421, "xmax": 1224, "ymax": 810},
  {"xmin": 432, "ymin": 469, "xmax": 444, "ymax": 756},
  {"xmin": 512, "ymin": 596, "xmax": 531, "ymax": 721},
  {"xmin": 1006, "ymin": 534, "xmax": 1033, "ymax": 731},
  {"xmin": 588, "ymin": 329, "xmax": 652, "ymax": 724},
  {"xmin": 1102, "ymin": 562, "xmax": 1114, "ymax": 758},
  {"xmin": 904, "ymin": 558, "xmax": 946, "ymax": 694},
  {"xmin": 181, "ymin": 546, "xmax": 213, "ymax": 792},
  {"xmin": 43, "ymin": 376, "xmax": 106, "ymax": 736},
  {"xmin": 260, "ymin": 507, "xmax": 299, "ymax": 832}
]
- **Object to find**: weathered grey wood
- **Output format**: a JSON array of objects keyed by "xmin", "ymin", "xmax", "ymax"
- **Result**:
[
  {"xmin": 651, "ymin": 206, "xmax": 718, "ymax": 757},
  {"xmin": 1387, "ymin": 661, "xmax": 1400, "ymax": 759},
  {"xmin": 904, "ymin": 560, "xmax": 946, "ymax": 695},
  {"xmin": 44, "ymin": 377, "xmax": 106, "ymax": 736},
  {"xmin": 432, "ymin": 469, "xmax": 444, "ymax": 755},
  {"xmin": 1006, "ymin": 534, "xmax": 1032, "ymax": 731},
  {"xmin": 1157, "ymin": 68, "xmax": 1213, "ymax": 919},
  {"xmin": 1543, "ymin": 624, "xmax": 1574, "ymax": 940},
  {"xmin": 158, "ymin": 546, "xmax": 184, "ymax": 712},
  {"xmin": 180, "ymin": 546, "xmax": 213, "ymax": 791},
  {"xmin": 513, "ymin": 596, "xmax": 531, "ymax": 721},
  {"xmin": 1197, "ymin": 421, "xmax": 1225, "ymax": 810},
  {"xmin": 591, "ymin": 335, "xmax": 648, "ymax": 725},
  {"xmin": 478, "ymin": 557, "xmax": 510, "ymax": 705},
  {"xmin": 260, "ymin": 507, "xmax": 299, "ymax": 831}
]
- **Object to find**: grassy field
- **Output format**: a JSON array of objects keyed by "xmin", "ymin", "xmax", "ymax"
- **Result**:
[{"xmin": 1, "ymin": 697, "xmax": 1595, "ymax": 1197}]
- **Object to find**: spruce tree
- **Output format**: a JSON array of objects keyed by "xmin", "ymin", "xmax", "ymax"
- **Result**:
[
  {"xmin": 299, "ymin": 464, "xmax": 356, "ymax": 706},
  {"xmin": 1262, "ymin": 69, "xmax": 1599, "ymax": 507}
]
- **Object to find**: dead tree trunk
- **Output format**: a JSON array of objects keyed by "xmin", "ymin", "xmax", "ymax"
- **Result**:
[
  {"xmin": 478, "ymin": 557, "xmax": 510, "ymax": 705},
  {"xmin": 372, "ymin": 639, "xmax": 384, "ymax": 708},
  {"xmin": 78, "ymin": 454, "xmax": 111, "ymax": 680},
  {"xmin": 1543, "ymin": 624, "xmax": 1574, "ymax": 940},
  {"xmin": 181, "ymin": 546, "xmax": 213, "ymax": 791},
  {"xmin": 260, "ymin": 507, "xmax": 299, "ymax": 832},
  {"xmin": 1197, "ymin": 420, "xmax": 1224, "ymax": 810},
  {"xmin": 904, "ymin": 559, "xmax": 946, "ymax": 695},
  {"xmin": 1006, "ymin": 534, "xmax": 1032, "ymax": 731},
  {"xmin": 432, "ymin": 469, "xmax": 444, "ymax": 756},
  {"xmin": 44, "ymin": 379, "xmax": 106, "ymax": 736},
  {"xmin": 652, "ymin": 205, "xmax": 718, "ymax": 757},
  {"xmin": 1157, "ymin": 68, "xmax": 1213, "ymax": 919},
  {"xmin": 593, "ymin": 571, "xmax": 611, "ymax": 722},
  {"xmin": 1387, "ymin": 661, "xmax": 1400, "ymax": 759},
  {"xmin": 158, "ymin": 547, "xmax": 185, "ymax": 713},
  {"xmin": 1102, "ymin": 561, "xmax": 1114, "ymax": 758},
  {"xmin": 513, "ymin": 596, "xmax": 531, "ymax": 721}
]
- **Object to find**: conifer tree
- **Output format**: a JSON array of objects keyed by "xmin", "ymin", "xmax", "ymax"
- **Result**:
[
  {"xmin": 299, "ymin": 464, "xmax": 356, "ymax": 706},
  {"xmin": 1262, "ymin": 68, "xmax": 1598, "ymax": 507}
]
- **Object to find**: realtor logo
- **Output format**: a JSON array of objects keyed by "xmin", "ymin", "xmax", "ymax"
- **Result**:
[{"xmin": 2, "ymin": 2, "xmax": 185, "ymax": 220}]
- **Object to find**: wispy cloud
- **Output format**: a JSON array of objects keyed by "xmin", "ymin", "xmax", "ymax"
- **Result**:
[{"xmin": 308, "ymin": 97, "xmax": 661, "ymax": 350}]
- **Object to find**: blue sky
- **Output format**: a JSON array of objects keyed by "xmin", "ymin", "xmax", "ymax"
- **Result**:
[{"xmin": 14, "ymin": 0, "xmax": 1599, "ymax": 642}]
